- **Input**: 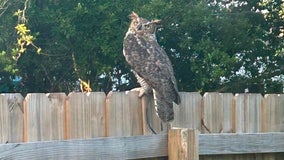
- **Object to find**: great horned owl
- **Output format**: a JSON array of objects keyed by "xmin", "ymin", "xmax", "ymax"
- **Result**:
[{"xmin": 123, "ymin": 12, "xmax": 180, "ymax": 123}]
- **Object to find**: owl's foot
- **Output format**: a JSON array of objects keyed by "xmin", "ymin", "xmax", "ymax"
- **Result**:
[{"xmin": 130, "ymin": 87, "xmax": 149, "ymax": 97}]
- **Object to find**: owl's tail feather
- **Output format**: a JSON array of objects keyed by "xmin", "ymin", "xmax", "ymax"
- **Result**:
[{"xmin": 153, "ymin": 90, "xmax": 174, "ymax": 122}]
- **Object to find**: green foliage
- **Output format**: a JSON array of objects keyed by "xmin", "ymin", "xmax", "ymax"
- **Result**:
[
  {"xmin": 1, "ymin": 0, "xmax": 284, "ymax": 94},
  {"xmin": 0, "ymin": 0, "xmax": 22, "ymax": 92},
  {"xmin": 139, "ymin": 0, "xmax": 284, "ymax": 93},
  {"xmin": 258, "ymin": 0, "xmax": 284, "ymax": 56},
  {"xmin": 13, "ymin": 23, "xmax": 41, "ymax": 59}
]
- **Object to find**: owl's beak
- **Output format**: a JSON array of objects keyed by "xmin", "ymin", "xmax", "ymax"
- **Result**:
[
  {"xmin": 150, "ymin": 19, "xmax": 162, "ymax": 27},
  {"xmin": 152, "ymin": 19, "xmax": 161, "ymax": 25}
]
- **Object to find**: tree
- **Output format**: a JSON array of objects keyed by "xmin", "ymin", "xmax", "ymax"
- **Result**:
[
  {"xmin": 0, "ymin": 0, "xmax": 24, "ymax": 92},
  {"xmin": 1, "ymin": 0, "xmax": 284, "ymax": 94},
  {"xmin": 139, "ymin": 0, "xmax": 284, "ymax": 93},
  {"xmin": 3, "ymin": 0, "xmax": 137, "ymax": 94}
]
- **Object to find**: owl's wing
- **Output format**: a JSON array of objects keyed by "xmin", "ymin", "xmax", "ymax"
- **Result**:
[{"xmin": 123, "ymin": 34, "xmax": 180, "ymax": 105}]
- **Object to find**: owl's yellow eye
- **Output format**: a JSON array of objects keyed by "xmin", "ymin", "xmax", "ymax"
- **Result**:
[{"xmin": 144, "ymin": 24, "xmax": 151, "ymax": 29}]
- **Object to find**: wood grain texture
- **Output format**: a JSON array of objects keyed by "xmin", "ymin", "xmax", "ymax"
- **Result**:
[
  {"xmin": 202, "ymin": 92, "xmax": 223, "ymax": 133},
  {"xmin": 67, "ymin": 92, "xmax": 106, "ymax": 139},
  {"xmin": 234, "ymin": 94, "xmax": 263, "ymax": 133},
  {"xmin": 262, "ymin": 94, "xmax": 284, "ymax": 159},
  {"xmin": 168, "ymin": 128, "xmax": 199, "ymax": 160},
  {"xmin": 220, "ymin": 93, "xmax": 234, "ymax": 133},
  {"xmin": 0, "ymin": 131, "xmax": 284, "ymax": 159},
  {"xmin": 201, "ymin": 93, "xmax": 234, "ymax": 160},
  {"xmin": 1, "ymin": 92, "xmax": 284, "ymax": 159},
  {"xmin": 0, "ymin": 95, "xmax": 9, "ymax": 144},
  {"xmin": 1, "ymin": 94, "xmax": 24, "ymax": 143},
  {"xmin": 173, "ymin": 92, "xmax": 202, "ymax": 130},
  {"xmin": 46, "ymin": 93, "xmax": 66, "ymax": 140},
  {"xmin": 0, "ymin": 133, "xmax": 168, "ymax": 160},
  {"xmin": 106, "ymin": 91, "xmax": 143, "ymax": 136},
  {"xmin": 25, "ymin": 93, "xmax": 50, "ymax": 142},
  {"xmin": 199, "ymin": 132, "xmax": 284, "ymax": 155},
  {"xmin": 25, "ymin": 93, "xmax": 66, "ymax": 142},
  {"xmin": 263, "ymin": 94, "xmax": 284, "ymax": 132}
]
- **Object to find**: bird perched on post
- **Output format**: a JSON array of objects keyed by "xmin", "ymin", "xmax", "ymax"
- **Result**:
[{"xmin": 123, "ymin": 12, "xmax": 180, "ymax": 124}]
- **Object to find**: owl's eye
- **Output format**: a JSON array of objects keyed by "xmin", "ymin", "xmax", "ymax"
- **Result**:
[
  {"xmin": 144, "ymin": 24, "xmax": 151, "ymax": 30},
  {"xmin": 133, "ymin": 21, "xmax": 138, "ymax": 25}
]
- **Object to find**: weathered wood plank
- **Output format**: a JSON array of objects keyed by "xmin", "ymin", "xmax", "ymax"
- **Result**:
[
  {"xmin": 202, "ymin": 92, "xmax": 233, "ymax": 133},
  {"xmin": 263, "ymin": 94, "xmax": 284, "ymax": 132},
  {"xmin": 199, "ymin": 132, "xmax": 284, "ymax": 155},
  {"xmin": 25, "ymin": 93, "xmax": 51, "ymax": 142},
  {"xmin": 0, "ymin": 95, "xmax": 9, "ymax": 144},
  {"xmin": 0, "ymin": 134, "xmax": 168, "ymax": 160},
  {"xmin": 168, "ymin": 128, "xmax": 199, "ymax": 160},
  {"xmin": 46, "ymin": 93, "xmax": 66, "ymax": 140},
  {"xmin": 234, "ymin": 94, "xmax": 263, "ymax": 133},
  {"xmin": 232, "ymin": 94, "xmax": 263, "ymax": 160},
  {"xmin": 0, "ymin": 132, "xmax": 284, "ymax": 159},
  {"xmin": 202, "ymin": 92, "xmax": 223, "ymax": 133},
  {"xmin": 67, "ymin": 92, "xmax": 106, "ymax": 139},
  {"xmin": 106, "ymin": 91, "xmax": 143, "ymax": 136},
  {"xmin": 201, "ymin": 93, "xmax": 234, "ymax": 160},
  {"xmin": 1, "ymin": 94, "xmax": 24, "ymax": 143},
  {"xmin": 25, "ymin": 93, "xmax": 66, "ymax": 142},
  {"xmin": 173, "ymin": 92, "xmax": 202, "ymax": 130},
  {"xmin": 220, "ymin": 93, "xmax": 234, "ymax": 133},
  {"xmin": 262, "ymin": 94, "xmax": 284, "ymax": 159}
]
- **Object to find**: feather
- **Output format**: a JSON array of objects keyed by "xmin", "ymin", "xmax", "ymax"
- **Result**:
[{"xmin": 123, "ymin": 12, "xmax": 180, "ymax": 123}]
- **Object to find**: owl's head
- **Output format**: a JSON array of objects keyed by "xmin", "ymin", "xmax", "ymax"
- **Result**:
[{"xmin": 129, "ymin": 12, "xmax": 161, "ymax": 35}]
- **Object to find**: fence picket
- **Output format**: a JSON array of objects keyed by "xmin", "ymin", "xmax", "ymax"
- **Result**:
[
  {"xmin": 263, "ymin": 94, "xmax": 284, "ymax": 132},
  {"xmin": 46, "ymin": 93, "xmax": 66, "ymax": 140},
  {"xmin": 173, "ymin": 92, "xmax": 202, "ymax": 130},
  {"xmin": 67, "ymin": 92, "xmax": 105, "ymax": 139},
  {"xmin": 0, "ymin": 95, "xmax": 9, "ymax": 144},
  {"xmin": 233, "ymin": 94, "xmax": 263, "ymax": 160},
  {"xmin": 1, "ymin": 94, "xmax": 24, "ymax": 143},
  {"xmin": 234, "ymin": 94, "xmax": 263, "ymax": 133},
  {"xmin": 0, "ymin": 92, "xmax": 284, "ymax": 159},
  {"xmin": 106, "ymin": 91, "xmax": 143, "ymax": 136},
  {"xmin": 202, "ymin": 92, "xmax": 223, "ymax": 134},
  {"xmin": 25, "ymin": 93, "xmax": 66, "ymax": 142},
  {"xmin": 263, "ymin": 94, "xmax": 284, "ymax": 159},
  {"xmin": 201, "ymin": 93, "xmax": 233, "ymax": 160}
]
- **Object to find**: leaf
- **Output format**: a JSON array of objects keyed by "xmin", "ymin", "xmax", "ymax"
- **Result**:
[
  {"xmin": 37, "ymin": 48, "xmax": 42, "ymax": 54},
  {"xmin": 13, "ymin": 10, "xmax": 22, "ymax": 16}
]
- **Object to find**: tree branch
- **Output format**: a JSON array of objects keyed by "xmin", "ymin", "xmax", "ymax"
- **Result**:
[{"xmin": 0, "ymin": 0, "xmax": 10, "ymax": 17}]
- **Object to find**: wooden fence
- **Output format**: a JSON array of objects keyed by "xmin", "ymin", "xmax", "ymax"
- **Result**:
[{"xmin": 0, "ymin": 92, "xmax": 284, "ymax": 159}]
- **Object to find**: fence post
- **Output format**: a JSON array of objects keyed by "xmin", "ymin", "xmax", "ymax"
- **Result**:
[{"xmin": 168, "ymin": 128, "xmax": 199, "ymax": 160}]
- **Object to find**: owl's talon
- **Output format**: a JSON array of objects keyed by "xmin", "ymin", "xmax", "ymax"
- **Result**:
[
  {"xmin": 131, "ymin": 87, "xmax": 145, "ymax": 98},
  {"xmin": 130, "ymin": 87, "xmax": 141, "ymax": 92},
  {"xmin": 138, "ymin": 89, "xmax": 145, "ymax": 97}
]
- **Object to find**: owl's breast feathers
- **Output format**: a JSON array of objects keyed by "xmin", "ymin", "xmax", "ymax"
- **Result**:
[{"xmin": 123, "ymin": 32, "xmax": 180, "ymax": 105}]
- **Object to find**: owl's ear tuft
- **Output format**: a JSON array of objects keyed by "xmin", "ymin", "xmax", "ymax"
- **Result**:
[{"xmin": 129, "ymin": 12, "xmax": 139, "ymax": 20}]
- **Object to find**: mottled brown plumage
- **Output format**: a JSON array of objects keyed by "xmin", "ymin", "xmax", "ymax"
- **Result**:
[{"xmin": 123, "ymin": 12, "xmax": 180, "ymax": 122}]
